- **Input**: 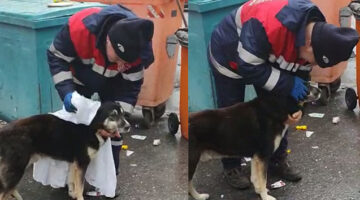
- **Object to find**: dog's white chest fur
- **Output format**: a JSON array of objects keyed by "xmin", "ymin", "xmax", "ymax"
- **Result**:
[
  {"xmin": 273, "ymin": 124, "xmax": 289, "ymax": 152},
  {"xmin": 200, "ymin": 150, "xmax": 232, "ymax": 162},
  {"xmin": 87, "ymin": 134, "xmax": 105, "ymax": 159}
]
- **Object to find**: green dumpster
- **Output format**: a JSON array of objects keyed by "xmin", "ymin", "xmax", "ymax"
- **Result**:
[
  {"xmin": 188, "ymin": 0, "xmax": 255, "ymax": 112},
  {"xmin": 0, "ymin": 0, "xmax": 106, "ymax": 121}
]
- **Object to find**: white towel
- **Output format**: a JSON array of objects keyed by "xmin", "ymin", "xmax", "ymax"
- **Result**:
[
  {"xmin": 33, "ymin": 91, "xmax": 117, "ymax": 197},
  {"xmin": 51, "ymin": 91, "xmax": 101, "ymax": 125}
]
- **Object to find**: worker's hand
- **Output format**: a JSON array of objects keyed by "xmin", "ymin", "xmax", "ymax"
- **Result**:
[
  {"xmin": 64, "ymin": 92, "xmax": 77, "ymax": 113},
  {"xmin": 290, "ymin": 77, "xmax": 308, "ymax": 101},
  {"xmin": 285, "ymin": 110, "xmax": 302, "ymax": 125},
  {"xmin": 98, "ymin": 129, "xmax": 121, "ymax": 138}
]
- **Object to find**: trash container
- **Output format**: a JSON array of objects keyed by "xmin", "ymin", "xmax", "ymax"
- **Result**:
[
  {"xmin": 72, "ymin": 0, "xmax": 186, "ymax": 127},
  {"xmin": 188, "ymin": 0, "xmax": 251, "ymax": 112},
  {"xmin": 310, "ymin": 0, "xmax": 351, "ymax": 105},
  {"xmin": 0, "ymin": 0, "xmax": 105, "ymax": 121}
]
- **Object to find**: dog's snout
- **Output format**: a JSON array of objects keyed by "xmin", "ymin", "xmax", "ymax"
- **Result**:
[{"xmin": 124, "ymin": 125, "xmax": 131, "ymax": 133}]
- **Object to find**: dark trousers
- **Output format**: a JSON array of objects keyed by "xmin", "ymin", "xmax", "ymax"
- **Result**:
[
  {"xmin": 210, "ymin": 66, "xmax": 288, "ymax": 170},
  {"xmin": 75, "ymin": 85, "xmax": 122, "ymax": 174}
]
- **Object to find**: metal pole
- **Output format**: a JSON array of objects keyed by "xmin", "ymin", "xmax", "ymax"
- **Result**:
[{"xmin": 176, "ymin": 0, "xmax": 187, "ymax": 28}]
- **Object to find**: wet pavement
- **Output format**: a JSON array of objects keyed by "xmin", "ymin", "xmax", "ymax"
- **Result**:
[{"xmin": 190, "ymin": 59, "xmax": 360, "ymax": 200}]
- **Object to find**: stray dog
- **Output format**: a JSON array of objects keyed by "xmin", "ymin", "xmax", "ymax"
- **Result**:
[
  {"xmin": 189, "ymin": 95, "xmax": 301, "ymax": 200},
  {"xmin": 0, "ymin": 102, "xmax": 130, "ymax": 200}
]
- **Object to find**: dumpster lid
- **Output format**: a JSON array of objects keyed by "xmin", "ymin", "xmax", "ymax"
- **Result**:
[
  {"xmin": 188, "ymin": 0, "xmax": 248, "ymax": 13},
  {"xmin": 0, "ymin": 0, "xmax": 105, "ymax": 28}
]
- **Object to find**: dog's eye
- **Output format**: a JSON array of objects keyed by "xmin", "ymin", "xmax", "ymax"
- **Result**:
[
  {"xmin": 119, "ymin": 107, "xmax": 125, "ymax": 114},
  {"xmin": 110, "ymin": 110, "xmax": 118, "ymax": 117}
]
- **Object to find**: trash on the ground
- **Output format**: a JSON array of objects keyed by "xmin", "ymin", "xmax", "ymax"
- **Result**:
[
  {"xmin": 153, "ymin": 139, "xmax": 161, "ymax": 146},
  {"xmin": 312, "ymin": 146, "xmax": 319, "ymax": 149},
  {"xmin": 308, "ymin": 113, "xmax": 325, "ymax": 118},
  {"xmin": 306, "ymin": 131, "xmax": 314, "ymax": 138},
  {"xmin": 130, "ymin": 164, "xmax": 137, "ymax": 167},
  {"xmin": 332, "ymin": 116, "xmax": 340, "ymax": 124},
  {"xmin": 286, "ymin": 149, "xmax": 291, "ymax": 154},
  {"xmin": 135, "ymin": 123, "xmax": 140, "ymax": 128},
  {"xmin": 241, "ymin": 163, "xmax": 247, "ymax": 166},
  {"xmin": 296, "ymin": 125, "xmax": 307, "ymax": 130},
  {"xmin": 121, "ymin": 145, "xmax": 128, "ymax": 150},
  {"xmin": 220, "ymin": 194, "xmax": 224, "ymax": 198},
  {"xmin": 131, "ymin": 135, "xmax": 147, "ymax": 140},
  {"xmin": 270, "ymin": 180, "xmax": 286, "ymax": 189},
  {"xmin": 244, "ymin": 157, "xmax": 252, "ymax": 162},
  {"xmin": 126, "ymin": 150, "xmax": 134, "ymax": 157},
  {"xmin": 48, "ymin": 1, "xmax": 74, "ymax": 7},
  {"xmin": 85, "ymin": 190, "xmax": 103, "ymax": 197}
]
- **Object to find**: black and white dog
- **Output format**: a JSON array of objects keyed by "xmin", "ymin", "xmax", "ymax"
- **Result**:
[
  {"xmin": 189, "ymin": 95, "xmax": 301, "ymax": 200},
  {"xmin": 0, "ymin": 102, "xmax": 130, "ymax": 200}
]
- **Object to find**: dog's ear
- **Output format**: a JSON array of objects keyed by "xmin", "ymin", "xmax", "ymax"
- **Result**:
[
  {"xmin": 114, "ymin": 101, "xmax": 125, "ymax": 115},
  {"xmin": 286, "ymin": 97, "xmax": 302, "ymax": 115}
]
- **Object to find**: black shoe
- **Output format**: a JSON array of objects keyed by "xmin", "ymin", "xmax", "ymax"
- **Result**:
[
  {"xmin": 223, "ymin": 167, "xmax": 251, "ymax": 190},
  {"xmin": 269, "ymin": 160, "xmax": 302, "ymax": 182}
]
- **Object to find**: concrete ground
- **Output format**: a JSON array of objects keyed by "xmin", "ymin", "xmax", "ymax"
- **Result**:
[{"xmin": 190, "ymin": 58, "xmax": 360, "ymax": 200}]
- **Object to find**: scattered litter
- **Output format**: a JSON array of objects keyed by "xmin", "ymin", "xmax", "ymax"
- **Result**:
[
  {"xmin": 332, "ymin": 116, "xmax": 340, "ymax": 124},
  {"xmin": 306, "ymin": 131, "xmax": 314, "ymax": 138},
  {"xmin": 286, "ymin": 149, "xmax": 291, "ymax": 154},
  {"xmin": 135, "ymin": 123, "xmax": 140, "ymax": 128},
  {"xmin": 121, "ymin": 145, "xmax": 128, "ymax": 150},
  {"xmin": 220, "ymin": 194, "xmax": 224, "ymax": 198},
  {"xmin": 241, "ymin": 163, "xmax": 247, "ymax": 166},
  {"xmin": 131, "ymin": 135, "xmax": 147, "ymax": 140},
  {"xmin": 270, "ymin": 180, "xmax": 286, "ymax": 189},
  {"xmin": 130, "ymin": 164, "xmax": 137, "ymax": 167},
  {"xmin": 296, "ymin": 125, "xmax": 307, "ymax": 130},
  {"xmin": 244, "ymin": 157, "xmax": 252, "ymax": 162},
  {"xmin": 308, "ymin": 113, "xmax": 325, "ymax": 118},
  {"xmin": 153, "ymin": 139, "xmax": 161, "ymax": 146},
  {"xmin": 126, "ymin": 150, "xmax": 134, "ymax": 157},
  {"xmin": 312, "ymin": 146, "xmax": 319, "ymax": 149}
]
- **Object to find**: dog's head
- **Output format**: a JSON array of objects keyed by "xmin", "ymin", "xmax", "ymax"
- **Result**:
[
  {"xmin": 91, "ymin": 102, "xmax": 131, "ymax": 138},
  {"xmin": 256, "ymin": 95, "xmax": 303, "ymax": 121}
]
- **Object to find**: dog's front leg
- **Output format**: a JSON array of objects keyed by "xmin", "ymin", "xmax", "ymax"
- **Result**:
[
  {"xmin": 189, "ymin": 181, "xmax": 209, "ymax": 200},
  {"xmin": 251, "ymin": 154, "xmax": 275, "ymax": 200},
  {"xmin": 11, "ymin": 190, "xmax": 23, "ymax": 200}
]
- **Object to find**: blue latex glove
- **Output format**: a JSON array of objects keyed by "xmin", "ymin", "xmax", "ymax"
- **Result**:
[
  {"xmin": 64, "ymin": 92, "xmax": 77, "ymax": 113},
  {"xmin": 290, "ymin": 77, "xmax": 308, "ymax": 101}
]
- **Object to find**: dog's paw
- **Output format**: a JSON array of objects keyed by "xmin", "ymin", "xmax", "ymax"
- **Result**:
[
  {"xmin": 68, "ymin": 190, "xmax": 76, "ymax": 199},
  {"xmin": 194, "ymin": 193, "xmax": 210, "ymax": 200},
  {"xmin": 261, "ymin": 194, "xmax": 276, "ymax": 200}
]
